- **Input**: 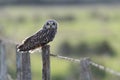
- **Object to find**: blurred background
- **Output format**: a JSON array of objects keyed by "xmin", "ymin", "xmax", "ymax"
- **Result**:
[{"xmin": 0, "ymin": 0, "xmax": 120, "ymax": 80}]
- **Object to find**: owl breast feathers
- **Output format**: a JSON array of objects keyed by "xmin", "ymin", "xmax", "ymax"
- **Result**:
[{"xmin": 17, "ymin": 20, "xmax": 58, "ymax": 52}]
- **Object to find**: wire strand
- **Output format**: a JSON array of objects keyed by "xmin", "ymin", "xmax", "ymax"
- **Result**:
[
  {"xmin": 0, "ymin": 37, "xmax": 19, "ymax": 45},
  {"xmin": 89, "ymin": 60, "xmax": 120, "ymax": 77},
  {"xmin": 50, "ymin": 53, "xmax": 81, "ymax": 63},
  {"xmin": 1, "ymin": 37, "xmax": 120, "ymax": 77},
  {"xmin": 50, "ymin": 53, "xmax": 120, "ymax": 77}
]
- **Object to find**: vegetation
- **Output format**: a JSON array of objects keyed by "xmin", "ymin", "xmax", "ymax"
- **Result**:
[{"xmin": 0, "ymin": 5, "xmax": 120, "ymax": 80}]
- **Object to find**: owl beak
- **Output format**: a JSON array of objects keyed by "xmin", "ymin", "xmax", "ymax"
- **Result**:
[{"xmin": 50, "ymin": 25, "xmax": 52, "ymax": 28}]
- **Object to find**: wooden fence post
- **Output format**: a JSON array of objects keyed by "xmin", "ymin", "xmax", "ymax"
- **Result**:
[
  {"xmin": 16, "ymin": 46, "xmax": 32, "ymax": 80},
  {"xmin": 41, "ymin": 45, "xmax": 50, "ymax": 80},
  {"xmin": 0, "ymin": 40, "xmax": 8, "ymax": 80},
  {"xmin": 80, "ymin": 58, "xmax": 92, "ymax": 80}
]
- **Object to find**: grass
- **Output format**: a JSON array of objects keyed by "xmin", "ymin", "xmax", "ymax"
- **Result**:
[
  {"xmin": 0, "ymin": 5, "xmax": 120, "ymax": 80},
  {"xmin": 31, "ymin": 53, "xmax": 71, "ymax": 80}
]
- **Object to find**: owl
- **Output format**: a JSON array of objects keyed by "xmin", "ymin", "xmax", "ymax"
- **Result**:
[{"xmin": 17, "ymin": 19, "xmax": 58, "ymax": 52}]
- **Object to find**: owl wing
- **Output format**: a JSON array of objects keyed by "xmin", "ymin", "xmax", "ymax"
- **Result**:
[{"xmin": 18, "ymin": 29, "xmax": 51, "ymax": 51}]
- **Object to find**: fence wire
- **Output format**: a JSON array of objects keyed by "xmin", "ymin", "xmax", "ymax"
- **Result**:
[
  {"xmin": 50, "ymin": 53, "xmax": 120, "ymax": 77},
  {"xmin": 50, "ymin": 53, "xmax": 81, "ymax": 63},
  {"xmin": 0, "ymin": 37, "xmax": 18, "ymax": 45},
  {"xmin": 89, "ymin": 61, "xmax": 120, "ymax": 77},
  {"xmin": 1, "ymin": 38, "xmax": 120, "ymax": 77}
]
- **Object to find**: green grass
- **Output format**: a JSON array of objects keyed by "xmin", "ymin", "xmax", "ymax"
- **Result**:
[
  {"xmin": 1, "ymin": 5, "xmax": 120, "ymax": 80},
  {"xmin": 30, "ymin": 53, "xmax": 71, "ymax": 80}
]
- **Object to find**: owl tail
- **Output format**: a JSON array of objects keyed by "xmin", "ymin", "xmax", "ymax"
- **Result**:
[{"xmin": 17, "ymin": 44, "xmax": 27, "ymax": 52}]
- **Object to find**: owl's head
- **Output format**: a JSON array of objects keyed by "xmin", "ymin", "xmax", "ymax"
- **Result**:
[{"xmin": 43, "ymin": 19, "xmax": 58, "ymax": 29}]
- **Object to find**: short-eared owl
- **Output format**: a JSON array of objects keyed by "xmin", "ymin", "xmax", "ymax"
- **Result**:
[{"xmin": 17, "ymin": 19, "xmax": 58, "ymax": 52}]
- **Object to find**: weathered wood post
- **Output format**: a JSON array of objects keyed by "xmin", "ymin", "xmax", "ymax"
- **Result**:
[
  {"xmin": 80, "ymin": 58, "xmax": 92, "ymax": 80},
  {"xmin": 0, "ymin": 40, "xmax": 8, "ymax": 80},
  {"xmin": 41, "ymin": 45, "xmax": 50, "ymax": 80},
  {"xmin": 16, "ymin": 46, "xmax": 32, "ymax": 80}
]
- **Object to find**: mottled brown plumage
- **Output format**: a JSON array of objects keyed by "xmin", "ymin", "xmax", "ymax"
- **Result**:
[{"xmin": 17, "ymin": 20, "xmax": 58, "ymax": 52}]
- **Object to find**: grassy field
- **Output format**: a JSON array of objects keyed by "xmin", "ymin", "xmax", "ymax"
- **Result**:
[{"xmin": 0, "ymin": 5, "xmax": 120, "ymax": 80}]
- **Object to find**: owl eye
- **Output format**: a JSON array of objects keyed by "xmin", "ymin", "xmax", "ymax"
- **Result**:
[
  {"xmin": 46, "ymin": 22, "xmax": 49, "ymax": 25},
  {"xmin": 52, "ymin": 22, "xmax": 55, "ymax": 25}
]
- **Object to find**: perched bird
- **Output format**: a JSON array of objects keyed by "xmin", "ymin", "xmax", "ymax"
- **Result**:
[{"xmin": 17, "ymin": 19, "xmax": 58, "ymax": 52}]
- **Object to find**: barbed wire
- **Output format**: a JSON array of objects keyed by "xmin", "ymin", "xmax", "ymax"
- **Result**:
[
  {"xmin": 1, "ymin": 37, "xmax": 120, "ymax": 77},
  {"xmin": 89, "ymin": 61, "xmax": 120, "ymax": 77},
  {"xmin": 50, "ymin": 53, "xmax": 81, "ymax": 63},
  {"xmin": 0, "ymin": 37, "xmax": 19, "ymax": 45},
  {"xmin": 50, "ymin": 53, "xmax": 120, "ymax": 77}
]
